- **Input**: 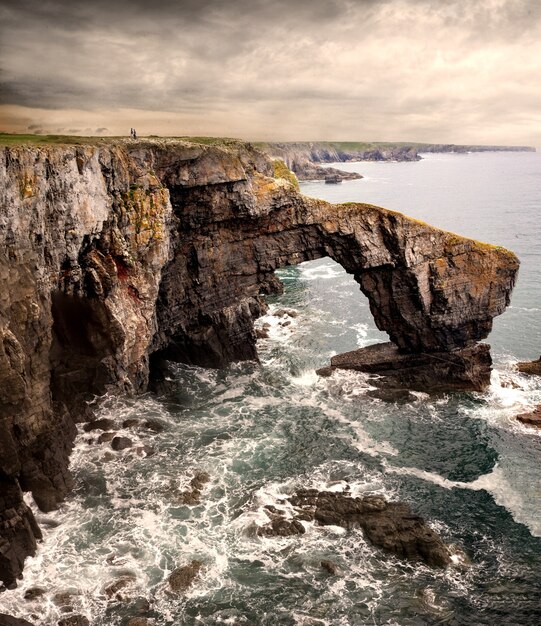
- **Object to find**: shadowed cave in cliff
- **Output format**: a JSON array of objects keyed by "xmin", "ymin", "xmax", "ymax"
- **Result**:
[{"xmin": 50, "ymin": 293, "xmax": 122, "ymax": 403}]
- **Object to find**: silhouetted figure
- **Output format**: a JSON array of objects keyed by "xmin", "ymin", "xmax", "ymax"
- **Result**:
[{"xmin": 133, "ymin": 128, "xmax": 137, "ymax": 139}]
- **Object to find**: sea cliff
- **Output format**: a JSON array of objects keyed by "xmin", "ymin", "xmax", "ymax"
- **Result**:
[
  {"xmin": 0, "ymin": 138, "xmax": 518, "ymax": 586},
  {"xmin": 259, "ymin": 141, "xmax": 536, "ymax": 180}
]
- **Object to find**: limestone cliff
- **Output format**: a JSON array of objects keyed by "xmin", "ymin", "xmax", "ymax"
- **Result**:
[{"xmin": 0, "ymin": 138, "xmax": 518, "ymax": 587}]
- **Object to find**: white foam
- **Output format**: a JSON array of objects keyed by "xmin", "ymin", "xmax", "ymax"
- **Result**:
[{"xmin": 384, "ymin": 461, "xmax": 541, "ymax": 537}]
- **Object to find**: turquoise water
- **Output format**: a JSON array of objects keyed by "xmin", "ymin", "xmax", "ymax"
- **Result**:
[{"xmin": 2, "ymin": 153, "xmax": 540, "ymax": 625}]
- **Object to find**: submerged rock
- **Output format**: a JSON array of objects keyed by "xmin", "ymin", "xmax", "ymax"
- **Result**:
[
  {"xmin": 97, "ymin": 432, "xmax": 116, "ymax": 443},
  {"xmin": 516, "ymin": 405, "xmax": 541, "ymax": 428},
  {"xmin": 176, "ymin": 471, "xmax": 210, "ymax": 505},
  {"xmin": 168, "ymin": 560, "xmax": 203, "ymax": 593},
  {"xmin": 104, "ymin": 574, "xmax": 137, "ymax": 599},
  {"xmin": 23, "ymin": 587, "xmax": 46, "ymax": 601},
  {"xmin": 125, "ymin": 619, "xmax": 149, "ymax": 626}
]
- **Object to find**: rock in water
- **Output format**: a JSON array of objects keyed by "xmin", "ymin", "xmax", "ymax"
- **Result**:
[
  {"xmin": 517, "ymin": 357, "xmax": 541, "ymax": 376},
  {"xmin": 57, "ymin": 617, "xmax": 90, "ymax": 626},
  {"xmin": 321, "ymin": 341, "xmax": 492, "ymax": 393},
  {"xmin": 0, "ymin": 139, "xmax": 516, "ymax": 583},
  {"xmin": 83, "ymin": 418, "xmax": 115, "ymax": 432},
  {"xmin": 111, "ymin": 436, "xmax": 133, "ymax": 451},
  {"xmin": 516, "ymin": 405, "xmax": 541, "ymax": 428},
  {"xmin": 320, "ymin": 560, "xmax": 340, "ymax": 575},
  {"xmin": 287, "ymin": 490, "xmax": 452, "ymax": 567},
  {"xmin": 168, "ymin": 560, "xmax": 203, "ymax": 593}
]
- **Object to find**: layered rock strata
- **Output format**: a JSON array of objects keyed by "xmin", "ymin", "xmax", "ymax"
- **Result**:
[{"xmin": 0, "ymin": 139, "xmax": 518, "ymax": 586}]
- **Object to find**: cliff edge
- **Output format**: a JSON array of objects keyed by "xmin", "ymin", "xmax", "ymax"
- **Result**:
[{"xmin": 0, "ymin": 138, "xmax": 518, "ymax": 586}]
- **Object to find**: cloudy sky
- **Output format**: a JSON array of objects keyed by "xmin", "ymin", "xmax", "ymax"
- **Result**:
[{"xmin": 1, "ymin": 0, "xmax": 540, "ymax": 144}]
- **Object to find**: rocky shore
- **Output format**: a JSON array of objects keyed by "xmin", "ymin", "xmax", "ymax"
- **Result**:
[
  {"xmin": 259, "ymin": 141, "xmax": 535, "ymax": 181},
  {"xmin": 0, "ymin": 137, "xmax": 518, "ymax": 587}
]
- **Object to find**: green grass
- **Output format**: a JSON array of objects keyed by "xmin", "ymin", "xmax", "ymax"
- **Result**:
[
  {"xmin": 0, "ymin": 132, "xmax": 112, "ymax": 146},
  {"xmin": 272, "ymin": 158, "xmax": 300, "ymax": 190},
  {"xmin": 0, "ymin": 132, "xmax": 244, "ymax": 148}
]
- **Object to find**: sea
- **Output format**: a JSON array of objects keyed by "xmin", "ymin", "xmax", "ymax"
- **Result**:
[{"xmin": 2, "ymin": 152, "xmax": 540, "ymax": 625}]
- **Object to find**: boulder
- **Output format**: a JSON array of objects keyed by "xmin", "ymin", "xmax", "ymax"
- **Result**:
[
  {"xmin": 111, "ymin": 436, "xmax": 133, "ymax": 451},
  {"xmin": 83, "ymin": 418, "xmax": 115, "ymax": 432},
  {"xmin": 168, "ymin": 560, "xmax": 203, "ymax": 593}
]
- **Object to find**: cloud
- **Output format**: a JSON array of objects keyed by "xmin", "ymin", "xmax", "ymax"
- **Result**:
[{"xmin": 1, "ymin": 0, "xmax": 540, "ymax": 144}]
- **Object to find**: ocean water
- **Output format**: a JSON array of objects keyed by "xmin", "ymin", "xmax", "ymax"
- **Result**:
[{"xmin": 2, "ymin": 152, "xmax": 541, "ymax": 625}]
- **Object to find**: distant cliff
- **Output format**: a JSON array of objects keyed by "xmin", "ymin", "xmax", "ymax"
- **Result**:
[
  {"xmin": 259, "ymin": 141, "xmax": 536, "ymax": 181},
  {"xmin": 0, "ymin": 137, "xmax": 518, "ymax": 587}
]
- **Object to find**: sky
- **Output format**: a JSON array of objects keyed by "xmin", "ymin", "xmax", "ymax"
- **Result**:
[{"xmin": 0, "ymin": 0, "xmax": 540, "ymax": 145}]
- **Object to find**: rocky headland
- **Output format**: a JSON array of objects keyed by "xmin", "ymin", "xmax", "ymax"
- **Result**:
[
  {"xmin": 259, "ymin": 141, "xmax": 536, "ymax": 181},
  {"xmin": 0, "ymin": 137, "xmax": 518, "ymax": 587}
]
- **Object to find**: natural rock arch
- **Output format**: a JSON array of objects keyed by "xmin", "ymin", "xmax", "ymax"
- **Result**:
[
  {"xmin": 151, "ymin": 162, "xmax": 517, "ymax": 373},
  {"xmin": 0, "ymin": 140, "xmax": 518, "ymax": 586}
]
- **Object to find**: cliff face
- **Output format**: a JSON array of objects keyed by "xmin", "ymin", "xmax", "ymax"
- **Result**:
[{"xmin": 0, "ymin": 139, "xmax": 518, "ymax": 586}]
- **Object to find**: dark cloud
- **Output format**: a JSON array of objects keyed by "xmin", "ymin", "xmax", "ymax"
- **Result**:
[{"xmin": 1, "ymin": 0, "xmax": 540, "ymax": 143}]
